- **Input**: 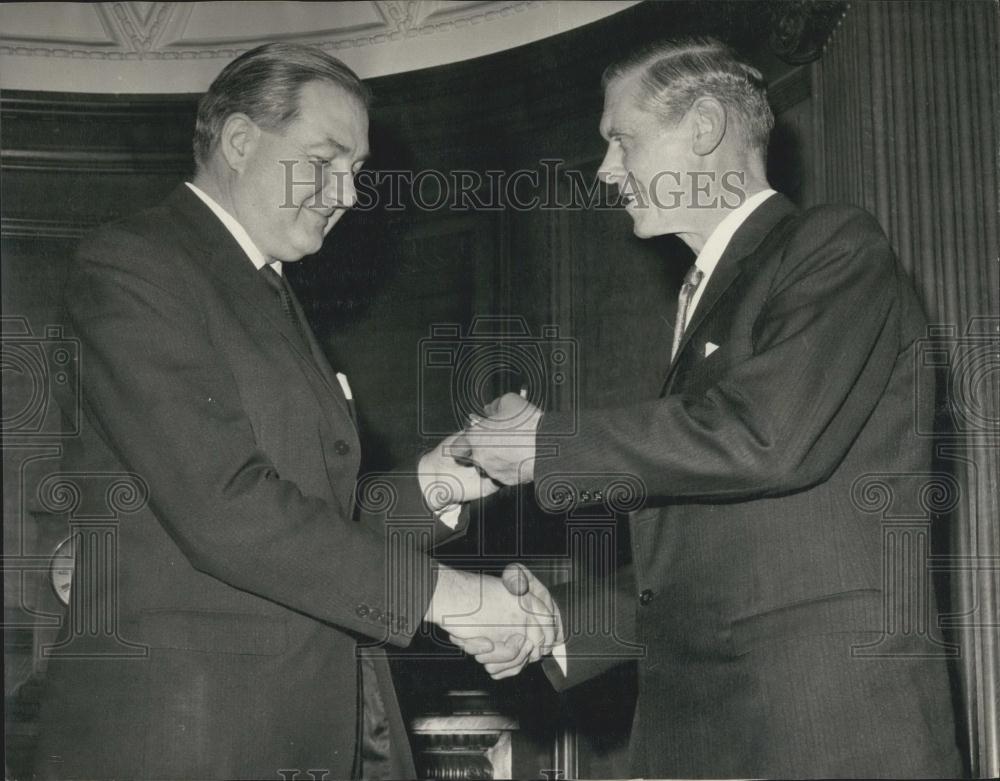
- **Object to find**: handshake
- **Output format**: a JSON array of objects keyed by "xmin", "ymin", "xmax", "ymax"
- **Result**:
[
  {"xmin": 418, "ymin": 392, "xmax": 559, "ymax": 678},
  {"xmin": 426, "ymin": 562, "xmax": 564, "ymax": 680}
]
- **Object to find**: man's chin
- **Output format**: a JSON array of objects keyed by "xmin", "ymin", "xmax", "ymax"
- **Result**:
[
  {"xmin": 274, "ymin": 236, "xmax": 324, "ymax": 263},
  {"xmin": 629, "ymin": 213, "xmax": 670, "ymax": 239},
  {"xmin": 630, "ymin": 219, "xmax": 658, "ymax": 239}
]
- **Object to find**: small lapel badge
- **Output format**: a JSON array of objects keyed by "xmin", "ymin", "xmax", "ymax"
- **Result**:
[
  {"xmin": 705, "ymin": 341, "xmax": 720, "ymax": 357},
  {"xmin": 335, "ymin": 372, "xmax": 354, "ymax": 400}
]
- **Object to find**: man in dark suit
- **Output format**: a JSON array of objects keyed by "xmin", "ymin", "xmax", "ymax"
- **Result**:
[
  {"xmin": 35, "ymin": 42, "xmax": 556, "ymax": 781},
  {"xmin": 458, "ymin": 37, "xmax": 964, "ymax": 778}
]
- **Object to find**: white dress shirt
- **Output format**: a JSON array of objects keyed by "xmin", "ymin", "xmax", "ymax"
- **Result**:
[
  {"xmin": 185, "ymin": 182, "xmax": 283, "ymax": 276},
  {"xmin": 684, "ymin": 188, "xmax": 777, "ymax": 327}
]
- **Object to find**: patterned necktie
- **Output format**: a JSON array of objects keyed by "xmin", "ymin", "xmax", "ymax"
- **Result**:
[
  {"xmin": 670, "ymin": 265, "xmax": 704, "ymax": 361},
  {"xmin": 261, "ymin": 263, "xmax": 310, "ymax": 348}
]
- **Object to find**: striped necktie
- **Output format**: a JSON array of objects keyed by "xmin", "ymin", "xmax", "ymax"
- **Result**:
[
  {"xmin": 261, "ymin": 263, "xmax": 310, "ymax": 348},
  {"xmin": 670, "ymin": 265, "xmax": 704, "ymax": 361}
]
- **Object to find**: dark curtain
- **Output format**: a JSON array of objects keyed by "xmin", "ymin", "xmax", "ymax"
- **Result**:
[{"xmin": 811, "ymin": 2, "xmax": 1000, "ymax": 776}]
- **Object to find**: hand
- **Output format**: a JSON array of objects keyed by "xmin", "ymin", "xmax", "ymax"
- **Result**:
[
  {"xmin": 453, "ymin": 393, "xmax": 542, "ymax": 486},
  {"xmin": 418, "ymin": 431, "xmax": 501, "ymax": 511},
  {"xmin": 451, "ymin": 564, "xmax": 564, "ymax": 680},
  {"xmin": 425, "ymin": 565, "xmax": 559, "ymax": 679}
]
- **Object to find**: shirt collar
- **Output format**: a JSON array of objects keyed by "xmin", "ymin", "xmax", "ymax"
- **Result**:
[
  {"xmin": 695, "ymin": 188, "xmax": 777, "ymax": 276},
  {"xmin": 185, "ymin": 182, "xmax": 282, "ymax": 276}
]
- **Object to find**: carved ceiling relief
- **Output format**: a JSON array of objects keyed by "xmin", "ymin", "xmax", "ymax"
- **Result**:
[
  {"xmin": 0, "ymin": 1, "xmax": 540, "ymax": 59},
  {"xmin": 0, "ymin": 1, "xmax": 842, "ymax": 92},
  {"xmin": 1, "ymin": 1, "xmax": 639, "ymax": 90},
  {"xmin": 109, "ymin": 2, "xmax": 174, "ymax": 52}
]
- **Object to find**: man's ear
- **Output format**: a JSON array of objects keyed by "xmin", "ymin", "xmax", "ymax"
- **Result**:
[
  {"xmin": 690, "ymin": 97, "xmax": 726, "ymax": 156},
  {"xmin": 218, "ymin": 113, "xmax": 259, "ymax": 172}
]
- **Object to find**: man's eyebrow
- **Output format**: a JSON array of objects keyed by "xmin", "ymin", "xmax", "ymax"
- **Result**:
[
  {"xmin": 307, "ymin": 137, "xmax": 348, "ymax": 154},
  {"xmin": 309, "ymin": 137, "xmax": 368, "ymax": 163}
]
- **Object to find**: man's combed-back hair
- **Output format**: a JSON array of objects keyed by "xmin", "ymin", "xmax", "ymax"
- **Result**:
[
  {"xmin": 602, "ymin": 36, "xmax": 774, "ymax": 152},
  {"xmin": 193, "ymin": 42, "xmax": 371, "ymax": 168}
]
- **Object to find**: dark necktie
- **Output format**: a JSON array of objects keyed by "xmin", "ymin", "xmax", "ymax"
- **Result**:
[
  {"xmin": 261, "ymin": 263, "xmax": 310, "ymax": 348},
  {"xmin": 670, "ymin": 264, "xmax": 704, "ymax": 361},
  {"xmin": 259, "ymin": 263, "xmax": 356, "ymax": 421}
]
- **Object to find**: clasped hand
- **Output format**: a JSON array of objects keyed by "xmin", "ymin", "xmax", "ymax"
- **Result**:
[
  {"xmin": 418, "ymin": 430, "xmax": 501, "ymax": 509},
  {"xmin": 422, "ymin": 394, "xmax": 555, "ymax": 678},
  {"xmin": 428, "ymin": 564, "xmax": 563, "ymax": 680},
  {"xmin": 452, "ymin": 392, "xmax": 542, "ymax": 486}
]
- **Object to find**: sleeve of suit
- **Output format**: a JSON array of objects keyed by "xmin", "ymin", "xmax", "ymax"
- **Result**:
[
  {"xmin": 541, "ymin": 565, "xmax": 642, "ymax": 691},
  {"xmin": 66, "ymin": 228, "xmax": 437, "ymax": 646},
  {"xmin": 354, "ymin": 470, "xmax": 470, "ymax": 548},
  {"xmin": 535, "ymin": 207, "xmax": 906, "ymax": 504}
]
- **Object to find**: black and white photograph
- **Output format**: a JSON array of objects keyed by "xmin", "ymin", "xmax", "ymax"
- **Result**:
[{"xmin": 2, "ymin": 1, "xmax": 997, "ymax": 779}]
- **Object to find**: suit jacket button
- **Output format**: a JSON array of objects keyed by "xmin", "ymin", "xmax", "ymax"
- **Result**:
[
  {"xmin": 355, "ymin": 604, "xmax": 370, "ymax": 618},
  {"xmin": 639, "ymin": 589, "xmax": 654, "ymax": 606},
  {"xmin": 335, "ymin": 439, "xmax": 351, "ymax": 455}
]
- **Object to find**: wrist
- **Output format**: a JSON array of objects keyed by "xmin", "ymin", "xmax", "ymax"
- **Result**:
[
  {"xmin": 424, "ymin": 564, "xmax": 475, "ymax": 625},
  {"xmin": 417, "ymin": 450, "xmax": 447, "ymax": 511}
]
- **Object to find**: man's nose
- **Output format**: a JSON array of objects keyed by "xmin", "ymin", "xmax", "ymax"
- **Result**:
[
  {"xmin": 597, "ymin": 145, "xmax": 624, "ymax": 184},
  {"xmin": 323, "ymin": 171, "xmax": 357, "ymax": 208}
]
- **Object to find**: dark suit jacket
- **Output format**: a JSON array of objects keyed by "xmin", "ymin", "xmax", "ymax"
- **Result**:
[
  {"xmin": 538, "ymin": 195, "xmax": 962, "ymax": 778},
  {"xmin": 35, "ymin": 185, "xmax": 457, "ymax": 780}
]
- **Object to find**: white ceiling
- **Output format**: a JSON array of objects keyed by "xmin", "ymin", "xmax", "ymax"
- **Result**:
[{"xmin": 0, "ymin": 1, "xmax": 640, "ymax": 93}]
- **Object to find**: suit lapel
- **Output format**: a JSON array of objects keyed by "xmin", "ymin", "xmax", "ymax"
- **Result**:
[
  {"xmin": 164, "ymin": 185, "xmax": 355, "ymax": 428},
  {"xmin": 284, "ymin": 281, "xmax": 358, "ymax": 427},
  {"xmin": 661, "ymin": 194, "xmax": 798, "ymax": 395}
]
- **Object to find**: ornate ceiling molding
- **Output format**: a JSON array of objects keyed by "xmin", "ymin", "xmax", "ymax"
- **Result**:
[{"xmin": 0, "ymin": 1, "xmax": 640, "ymax": 92}]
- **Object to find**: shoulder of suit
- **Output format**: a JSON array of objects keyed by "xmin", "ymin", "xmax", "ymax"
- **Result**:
[
  {"xmin": 779, "ymin": 203, "xmax": 892, "ymax": 262},
  {"xmin": 77, "ymin": 199, "xmax": 178, "ymax": 256},
  {"xmin": 790, "ymin": 203, "xmax": 889, "ymax": 245},
  {"xmin": 767, "ymin": 202, "xmax": 897, "ymax": 286},
  {"xmin": 73, "ymin": 198, "xmax": 202, "ymax": 299}
]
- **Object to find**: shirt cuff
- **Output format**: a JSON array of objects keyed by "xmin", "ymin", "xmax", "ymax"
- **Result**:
[
  {"xmin": 436, "ymin": 503, "xmax": 461, "ymax": 530},
  {"xmin": 551, "ymin": 642, "xmax": 568, "ymax": 676}
]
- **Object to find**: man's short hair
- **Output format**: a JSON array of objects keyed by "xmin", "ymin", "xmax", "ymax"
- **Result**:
[
  {"xmin": 193, "ymin": 42, "xmax": 371, "ymax": 167},
  {"xmin": 602, "ymin": 36, "xmax": 774, "ymax": 152}
]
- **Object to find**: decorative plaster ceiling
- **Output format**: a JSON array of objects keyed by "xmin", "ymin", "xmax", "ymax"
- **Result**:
[{"xmin": 0, "ymin": 1, "xmax": 640, "ymax": 93}]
